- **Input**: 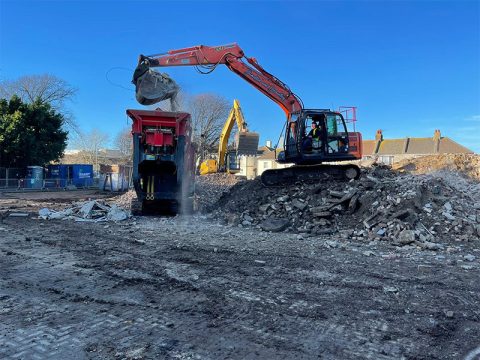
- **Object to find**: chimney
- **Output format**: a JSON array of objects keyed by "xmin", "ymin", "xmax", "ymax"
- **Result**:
[
  {"xmin": 403, "ymin": 137, "xmax": 410, "ymax": 154},
  {"xmin": 433, "ymin": 129, "xmax": 441, "ymax": 153},
  {"xmin": 374, "ymin": 129, "xmax": 383, "ymax": 154},
  {"xmin": 266, "ymin": 140, "xmax": 272, "ymax": 148}
]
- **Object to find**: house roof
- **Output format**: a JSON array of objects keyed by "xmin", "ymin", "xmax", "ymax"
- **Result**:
[
  {"xmin": 362, "ymin": 140, "xmax": 376, "ymax": 155},
  {"xmin": 377, "ymin": 139, "xmax": 405, "ymax": 155},
  {"xmin": 257, "ymin": 145, "xmax": 274, "ymax": 156},
  {"xmin": 405, "ymin": 138, "xmax": 435, "ymax": 154},
  {"xmin": 257, "ymin": 148, "xmax": 282, "ymax": 161},
  {"xmin": 362, "ymin": 131, "xmax": 473, "ymax": 156},
  {"xmin": 438, "ymin": 138, "xmax": 473, "ymax": 154}
]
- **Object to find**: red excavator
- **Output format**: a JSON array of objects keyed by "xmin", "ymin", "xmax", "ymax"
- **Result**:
[{"xmin": 132, "ymin": 43, "xmax": 362, "ymax": 186}]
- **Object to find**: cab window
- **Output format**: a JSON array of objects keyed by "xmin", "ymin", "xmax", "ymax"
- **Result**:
[{"xmin": 326, "ymin": 114, "xmax": 339, "ymax": 136}]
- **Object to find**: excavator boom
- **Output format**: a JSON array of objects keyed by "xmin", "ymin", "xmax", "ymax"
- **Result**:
[{"xmin": 134, "ymin": 44, "xmax": 303, "ymax": 118}]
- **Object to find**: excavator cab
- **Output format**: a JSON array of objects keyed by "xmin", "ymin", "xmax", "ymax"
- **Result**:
[
  {"xmin": 225, "ymin": 150, "xmax": 241, "ymax": 173},
  {"xmin": 261, "ymin": 109, "xmax": 361, "ymax": 185},
  {"xmin": 280, "ymin": 110, "xmax": 355, "ymax": 165}
]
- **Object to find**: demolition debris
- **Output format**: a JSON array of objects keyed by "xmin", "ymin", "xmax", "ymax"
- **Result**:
[
  {"xmin": 39, "ymin": 200, "xmax": 129, "ymax": 222},
  {"xmin": 195, "ymin": 173, "xmax": 241, "ymax": 211},
  {"xmin": 208, "ymin": 165, "xmax": 480, "ymax": 247}
]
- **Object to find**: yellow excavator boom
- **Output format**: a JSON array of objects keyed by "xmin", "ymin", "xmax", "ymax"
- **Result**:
[
  {"xmin": 218, "ymin": 99, "xmax": 247, "ymax": 171},
  {"xmin": 200, "ymin": 99, "xmax": 258, "ymax": 175}
]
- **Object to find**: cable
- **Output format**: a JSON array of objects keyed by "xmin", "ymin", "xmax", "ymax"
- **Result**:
[
  {"xmin": 105, "ymin": 67, "xmax": 135, "ymax": 92},
  {"xmin": 193, "ymin": 51, "xmax": 235, "ymax": 75}
]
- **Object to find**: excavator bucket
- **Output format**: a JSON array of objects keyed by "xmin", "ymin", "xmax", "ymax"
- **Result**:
[
  {"xmin": 133, "ymin": 68, "xmax": 180, "ymax": 109},
  {"xmin": 236, "ymin": 132, "xmax": 260, "ymax": 156}
]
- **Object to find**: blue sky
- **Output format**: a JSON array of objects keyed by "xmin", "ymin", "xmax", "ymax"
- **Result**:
[{"xmin": 1, "ymin": 0, "xmax": 479, "ymax": 152}]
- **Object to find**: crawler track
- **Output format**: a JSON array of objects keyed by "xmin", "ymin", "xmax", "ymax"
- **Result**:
[{"xmin": 261, "ymin": 164, "xmax": 361, "ymax": 186}]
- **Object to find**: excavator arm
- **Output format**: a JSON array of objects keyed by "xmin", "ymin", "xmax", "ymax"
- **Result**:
[
  {"xmin": 217, "ymin": 99, "xmax": 254, "ymax": 170},
  {"xmin": 218, "ymin": 99, "xmax": 240, "ymax": 170},
  {"xmin": 133, "ymin": 43, "xmax": 303, "ymax": 118}
]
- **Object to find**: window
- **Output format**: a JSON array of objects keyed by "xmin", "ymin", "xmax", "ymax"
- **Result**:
[
  {"xmin": 287, "ymin": 122, "xmax": 297, "ymax": 142},
  {"xmin": 379, "ymin": 156, "xmax": 394, "ymax": 165},
  {"xmin": 326, "ymin": 114, "xmax": 339, "ymax": 137}
]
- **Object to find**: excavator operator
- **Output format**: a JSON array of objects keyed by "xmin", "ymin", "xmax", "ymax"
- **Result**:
[
  {"xmin": 303, "ymin": 121, "xmax": 322, "ymax": 151},
  {"xmin": 308, "ymin": 122, "xmax": 321, "ymax": 139}
]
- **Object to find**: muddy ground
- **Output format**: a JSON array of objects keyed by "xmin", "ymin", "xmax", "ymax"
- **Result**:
[{"xmin": 0, "ymin": 190, "xmax": 479, "ymax": 359}]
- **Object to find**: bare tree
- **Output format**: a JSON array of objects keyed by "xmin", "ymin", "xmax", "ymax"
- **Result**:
[
  {"xmin": 186, "ymin": 93, "xmax": 230, "ymax": 162},
  {"xmin": 70, "ymin": 129, "xmax": 109, "ymax": 172},
  {"xmin": 114, "ymin": 127, "xmax": 133, "ymax": 163},
  {"xmin": 0, "ymin": 74, "xmax": 78, "ymax": 131}
]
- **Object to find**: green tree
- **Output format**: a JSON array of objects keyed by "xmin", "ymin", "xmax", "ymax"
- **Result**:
[{"xmin": 0, "ymin": 95, "xmax": 68, "ymax": 168}]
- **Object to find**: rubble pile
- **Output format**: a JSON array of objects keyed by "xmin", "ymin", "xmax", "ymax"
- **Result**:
[
  {"xmin": 39, "ymin": 200, "xmax": 130, "ymax": 222},
  {"xmin": 393, "ymin": 154, "xmax": 480, "ymax": 180},
  {"xmin": 211, "ymin": 166, "xmax": 480, "ymax": 247},
  {"xmin": 195, "ymin": 173, "xmax": 242, "ymax": 211},
  {"xmin": 109, "ymin": 190, "xmax": 137, "ymax": 210}
]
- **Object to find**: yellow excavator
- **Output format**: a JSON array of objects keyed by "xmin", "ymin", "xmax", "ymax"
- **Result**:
[{"xmin": 199, "ymin": 99, "xmax": 259, "ymax": 175}]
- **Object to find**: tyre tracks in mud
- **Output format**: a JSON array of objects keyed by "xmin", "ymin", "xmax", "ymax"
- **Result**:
[{"xmin": 0, "ymin": 215, "xmax": 479, "ymax": 359}]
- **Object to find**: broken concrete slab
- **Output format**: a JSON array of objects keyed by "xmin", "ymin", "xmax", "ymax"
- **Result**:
[
  {"xmin": 8, "ymin": 213, "xmax": 29, "ymax": 217},
  {"xmin": 442, "ymin": 212, "xmax": 455, "ymax": 221},
  {"xmin": 397, "ymin": 230, "xmax": 416, "ymax": 245},
  {"xmin": 464, "ymin": 254, "xmax": 476, "ymax": 262},
  {"xmin": 39, "ymin": 200, "xmax": 130, "ymax": 222},
  {"xmin": 310, "ymin": 209, "xmax": 332, "ymax": 218},
  {"xmin": 332, "ymin": 190, "xmax": 357, "ymax": 206},
  {"xmin": 258, "ymin": 204, "xmax": 270, "ymax": 213},
  {"xmin": 328, "ymin": 190, "xmax": 345, "ymax": 198},
  {"xmin": 291, "ymin": 199, "xmax": 307, "ymax": 211},
  {"xmin": 260, "ymin": 218, "xmax": 290, "ymax": 232},
  {"xmin": 416, "ymin": 241, "xmax": 444, "ymax": 251},
  {"xmin": 347, "ymin": 193, "xmax": 360, "ymax": 214}
]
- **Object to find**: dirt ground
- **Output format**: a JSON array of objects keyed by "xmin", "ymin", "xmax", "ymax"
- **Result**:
[{"xmin": 1, "ymin": 190, "xmax": 479, "ymax": 359}]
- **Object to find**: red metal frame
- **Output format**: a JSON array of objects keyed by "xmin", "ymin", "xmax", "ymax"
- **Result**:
[
  {"xmin": 127, "ymin": 109, "xmax": 191, "ymax": 139},
  {"xmin": 338, "ymin": 106, "xmax": 357, "ymax": 131}
]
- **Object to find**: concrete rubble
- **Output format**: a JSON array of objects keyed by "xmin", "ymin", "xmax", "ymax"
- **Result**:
[
  {"xmin": 207, "ymin": 165, "xmax": 480, "ymax": 247},
  {"xmin": 195, "ymin": 173, "xmax": 241, "ymax": 211},
  {"xmin": 109, "ymin": 189, "xmax": 137, "ymax": 210},
  {"xmin": 39, "ymin": 200, "xmax": 129, "ymax": 222}
]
